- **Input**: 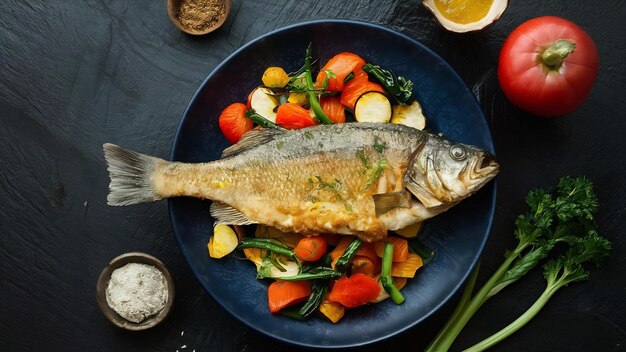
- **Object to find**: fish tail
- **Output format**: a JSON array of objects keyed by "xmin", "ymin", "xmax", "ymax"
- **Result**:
[{"xmin": 103, "ymin": 143, "xmax": 164, "ymax": 206}]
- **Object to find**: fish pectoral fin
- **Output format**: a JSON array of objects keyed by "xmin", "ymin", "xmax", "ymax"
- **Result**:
[
  {"xmin": 209, "ymin": 202, "xmax": 258, "ymax": 225},
  {"xmin": 373, "ymin": 190, "xmax": 412, "ymax": 216},
  {"xmin": 221, "ymin": 128, "xmax": 285, "ymax": 158}
]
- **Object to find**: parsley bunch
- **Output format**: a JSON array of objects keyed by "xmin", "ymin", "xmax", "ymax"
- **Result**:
[{"xmin": 425, "ymin": 176, "xmax": 611, "ymax": 352}]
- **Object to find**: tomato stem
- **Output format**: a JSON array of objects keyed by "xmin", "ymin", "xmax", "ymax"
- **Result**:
[{"xmin": 540, "ymin": 39, "xmax": 576, "ymax": 69}]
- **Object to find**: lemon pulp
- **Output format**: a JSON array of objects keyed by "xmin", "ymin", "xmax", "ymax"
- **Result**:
[{"xmin": 434, "ymin": 0, "xmax": 494, "ymax": 24}]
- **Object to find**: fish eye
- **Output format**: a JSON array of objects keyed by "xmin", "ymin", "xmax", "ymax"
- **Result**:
[{"xmin": 449, "ymin": 144, "xmax": 468, "ymax": 161}]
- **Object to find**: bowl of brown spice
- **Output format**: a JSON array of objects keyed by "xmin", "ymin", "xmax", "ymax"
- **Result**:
[{"xmin": 168, "ymin": 0, "xmax": 230, "ymax": 35}]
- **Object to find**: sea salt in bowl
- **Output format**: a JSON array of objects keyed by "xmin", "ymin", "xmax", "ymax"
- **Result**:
[{"xmin": 97, "ymin": 252, "xmax": 175, "ymax": 330}]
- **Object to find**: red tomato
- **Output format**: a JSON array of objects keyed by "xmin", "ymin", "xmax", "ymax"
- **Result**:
[
  {"xmin": 218, "ymin": 103, "xmax": 253, "ymax": 144},
  {"xmin": 498, "ymin": 16, "xmax": 599, "ymax": 117}
]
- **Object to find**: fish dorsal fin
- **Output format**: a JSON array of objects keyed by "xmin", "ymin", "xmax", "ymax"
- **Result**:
[
  {"xmin": 209, "ymin": 202, "xmax": 258, "ymax": 225},
  {"xmin": 373, "ymin": 190, "xmax": 412, "ymax": 216},
  {"xmin": 221, "ymin": 128, "xmax": 285, "ymax": 159}
]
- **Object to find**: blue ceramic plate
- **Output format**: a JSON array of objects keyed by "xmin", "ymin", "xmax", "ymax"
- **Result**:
[{"xmin": 169, "ymin": 20, "xmax": 496, "ymax": 348}]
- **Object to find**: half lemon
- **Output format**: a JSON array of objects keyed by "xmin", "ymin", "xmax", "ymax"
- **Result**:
[{"xmin": 423, "ymin": 0, "xmax": 508, "ymax": 33}]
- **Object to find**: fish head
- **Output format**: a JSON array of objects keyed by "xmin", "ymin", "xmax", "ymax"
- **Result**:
[{"xmin": 404, "ymin": 136, "xmax": 499, "ymax": 208}]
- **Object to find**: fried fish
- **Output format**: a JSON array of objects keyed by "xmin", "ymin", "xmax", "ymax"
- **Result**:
[{"xmin": 104, "ymin": 123, "xmax": 498, "ymax": 241}]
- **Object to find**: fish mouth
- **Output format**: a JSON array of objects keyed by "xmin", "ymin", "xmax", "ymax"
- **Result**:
[{"xmin": 473, "ymin": 153, "xmax": 499, "ymax": 177}]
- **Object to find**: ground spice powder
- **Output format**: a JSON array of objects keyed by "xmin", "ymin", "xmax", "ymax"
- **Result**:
[{"xmin": 177, "ymin": 0, "xmax": 226, "ymax": 32}]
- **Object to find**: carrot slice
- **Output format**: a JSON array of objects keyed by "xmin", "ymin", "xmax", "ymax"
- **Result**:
[
  {"xmin": 329, "ymin": 238, "xmax": 378, "ymax": 263},
  {"xmin": 391, "ymin": 253, "xmax": 423, "ymax": 278},
  {"xmin": 275, "ymin": 103, "xmax": 317, "ymax": 129},
  {"xmin": 374, "ymin": 237, "xmax": 409, "ymax": 262},
  {"xmin": 328, "ymin": 273, "xmax": 381, "ymax": 308},
  {"xmin": 320, "ymin": 96, "xmax": 346, "ymax": 123},
  {"xmin": 315, "ymin": 52, "xmax": 366, "ymax": 92},
  {"xmin": 294, "ymin": 236, "xmax": 328, "ymax": 262},
  {"xmin": 267, "ymin": 280, "xmax": 312, "ymax": 314},
  {"xmin": 340, "ymin": 68, "xmax": 384, "ymax": 109},
  {"xmin": 351, "ymin": 255, "xmax": 377, "ymax": 277},
  {"xmin": 218, "ymin": 103, "xmax": 254, "ymax": 144}
]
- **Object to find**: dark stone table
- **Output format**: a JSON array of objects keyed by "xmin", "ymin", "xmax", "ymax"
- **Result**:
[{"xmin": 1, "ymin": 1, "xmax": 624, "ymax": 351}]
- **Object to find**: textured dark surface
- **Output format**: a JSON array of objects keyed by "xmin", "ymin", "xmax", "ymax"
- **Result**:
[{"xmin": 0, "ymin": 0, "xmax": 624, "ymax": 351}]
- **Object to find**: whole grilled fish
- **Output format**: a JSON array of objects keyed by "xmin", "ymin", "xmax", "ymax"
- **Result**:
[{"xmin": 104, "ymin": 123, "xmax": 498, "ymax": 241}]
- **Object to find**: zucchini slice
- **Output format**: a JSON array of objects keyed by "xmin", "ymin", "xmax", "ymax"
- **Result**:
[
  {"xmin": 391, "ymin": 100, "xmax": 426, "ymax": 130},
  {"xmin": 354, "ymin": 92, "xmax": 392, "ymax": 123},
  {"xmin": 250, "ymin": 87, "xmax": 279, "ymax": 123}
]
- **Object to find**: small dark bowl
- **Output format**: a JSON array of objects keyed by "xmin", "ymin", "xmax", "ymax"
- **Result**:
[
  {"xmin": 96, "ymin": 252, "xmax": 175, "ymax": 331},
  {"xmin": 167, "ymin": 0, "xmax": 231, "ymax": 35}
]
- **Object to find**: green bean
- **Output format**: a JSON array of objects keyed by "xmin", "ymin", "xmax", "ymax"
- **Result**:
[
  {"xmin": 382, "ymin": 242, "xmax": 404, "ymax": 304},
  {"xmin": 299, "ymin": 280, "xmax": 329, "ymax": 317},
  {"xmin": 279, "ymin": 307, "xmax": 307, "ymax": 320},
  {"xmin": 406, "ymin": 237, "xmax": 435, "ymax": 265},
  {"xmin": 335, "ymin": 237, "xmax": 362, "ymax": 274},
  {"xmin": 304, "ymin": 43, "xmax": 333, "ymax": 125},
  {"xmin": 238, "ymin": 238, "xmax": 301, "ymax": 272},
  {"xmin": 276, "ymin": 267, "xmax": 341, "ymax": 281}
]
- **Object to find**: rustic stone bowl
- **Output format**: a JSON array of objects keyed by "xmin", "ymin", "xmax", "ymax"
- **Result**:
[
  {"xmin": 96, "ymin": 252, "xmax": 175, "ymax": 331},
  {"xmin": 167, "ymin": 0, "xmax": 232, "ymax": 35}
]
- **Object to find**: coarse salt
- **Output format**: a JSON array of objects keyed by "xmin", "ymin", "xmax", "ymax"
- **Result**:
[{"xmin": 106, "ymin": 263, "xmax": 168, "ymax": 323}]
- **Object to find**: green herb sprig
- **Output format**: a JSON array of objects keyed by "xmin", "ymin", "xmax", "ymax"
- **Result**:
[{"xmin": 425, "ymin": 176, "xmax": 611, "ymax": 352}]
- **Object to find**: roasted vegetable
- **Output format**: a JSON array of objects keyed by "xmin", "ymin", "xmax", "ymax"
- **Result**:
[
  {"xmin": 354, "ymin": 92, "xmax": 392, "ymax": 123},
  {"xmin": 299, "ymin": 280, "xmax": 329, "ymax": 317},
  {"xmin": 374, "ymin": 236, "xmax": 409, "ymax": 262},
  {"xmin": 267, "ymin": 280, "xmax": 312, "ymax": 313},
  {"xmin": 277, "ymin": 267, "xmax": 342, "ymax": 281},
  {"xmin": 238, "ymin": 238, "xmax": 302, "ymax": 273},
  {"xmin": 334, "ymin": 237, "xmax": 363, "ymax": 274},
  {"xmin": 218, "ymin": 103, "xmax": 254, "ymax": 144},
  {"xmin": 304, "ymin": 44, "xmax": 333, "ymax": 125},
  {"xmin": 394, "ymin": 222, "xmax": 423, "ymax": 238},
  {"xmin": 340, "ymin": 68, "xmax": 384, "ymax": 109},
  {"xmin": 294, "ymin": 236, "xmax": 328, "ymax": 262},
  {"xmin": 328, "ymin": 273, "xmax": 381, "ymax": 308},
  {"xmin": 245, "ymin": 109, "xmax": 280, "ymax": 128},
  {"xmin": 275, "ymin": 103, "xmax": 317, "ymax": 130},
  {"xmin": 350, "ymin": 255, "xmax": 377, "ymax": 277},
  {"xmin": 381, "ymin": 242, "xmax": 404, "ymax": 304},
  {"xmin": 255, "ymin": 225, "xmax": 303, "ymax": 249},
  {"xmin": 207, "ymin": 224, "xmax": 239, "ymax": 258},
  {"xmin": 372, "ymin": 276, "xmax": 407, "ymax": 303},
  {"xmin": 249, "ymin": 87, "xmax": 279, "ymax": 123},
  {"xmin": 287, "ymin": 92, "xmax": 308, "ymax": 105},
  {"xmin": 407, "ymin": 238, "xmax": 434, "ymax": 265},
  {"xmin": 319, "ymin": 298, "xmax": 345, "ymax": 323},
  {"xmin": 391, "ymin": 100, "xmax": 426, "ymax": 130},
  {"xmin": 391, "ymin": 253, "xmax": 423, "ymax": 278},
  {"xmin": 315, "ymin": 52, "xmax": 366, "ymax": 92},
  {"xmin": 320, "ymin": 96, "xmax": 346, "ymax": 123},
  {"xmin": 362, "ymin": 63, "xmax": 413, "ymax": 104},
  {"xmin": 262, "ymin": 67, "xmax": 290, "ymax": 88}
]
